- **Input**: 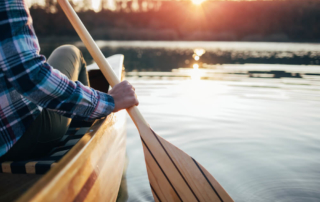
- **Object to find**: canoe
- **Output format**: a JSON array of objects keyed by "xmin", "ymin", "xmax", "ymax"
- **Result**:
[{"xmin": 0, "ymin": 54, "xmax": 127, "ymax": 202}]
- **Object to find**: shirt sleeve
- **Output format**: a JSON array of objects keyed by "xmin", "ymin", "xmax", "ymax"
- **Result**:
[{"xmin": 0, "ymin": 1, "xmax": 114, "ymax": 120}]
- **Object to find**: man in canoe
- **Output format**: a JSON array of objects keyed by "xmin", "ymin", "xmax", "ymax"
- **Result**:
[{"xmin": 0, "ymin": 0, "xmax": 138, "ymax": 161}]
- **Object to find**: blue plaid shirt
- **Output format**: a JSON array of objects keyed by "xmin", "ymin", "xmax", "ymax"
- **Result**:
[{"xmin": 0, "ymin": 0, "xmax": 115, "ymax": 157}]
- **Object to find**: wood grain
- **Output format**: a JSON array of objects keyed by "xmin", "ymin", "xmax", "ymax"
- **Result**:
[{"xmin": 141, "ymin": 128, "xmax": 234, "ymax": 202}]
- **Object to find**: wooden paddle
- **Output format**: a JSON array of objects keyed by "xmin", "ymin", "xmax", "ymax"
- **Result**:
[{"xmin": 57, "ymin": 1, "xmax": 234, "ymax": 201}]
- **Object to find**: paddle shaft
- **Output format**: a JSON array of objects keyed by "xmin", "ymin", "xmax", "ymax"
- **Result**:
[{"xmin": 57, "ymin": 0, "xmax": 148, "ymax": 132}]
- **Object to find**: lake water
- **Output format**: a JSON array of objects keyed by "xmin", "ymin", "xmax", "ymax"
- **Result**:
[
  {"xmin": 43, "ymin": 41, "xmax": 320, "ymax": 201},
  {"xmin": 120, "ymin": 76, "xmax": 320, "ymax": 202}
]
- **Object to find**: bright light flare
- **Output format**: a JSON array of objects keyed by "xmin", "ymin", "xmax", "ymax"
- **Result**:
[
  {"xmin": 193, "ymin": 63, "xmax": 199, "ymax": 69},
  {"xmin": 194, "ymin": 48, "xmax": 206, "ymax": 56},
  {"xmin": 191, "ymin": 64, "xmax": 200, "ymax": 80},
  {"xmin": 191, "ymin": 0, "xmax": 206, "ymax": 5},
  {"xmin": 192, "ymin": 54, "xmax": 200, "ymax": 61},
  {"xmin": 92, "ymin": 0, "xmax": 101, "ymax": 11}
]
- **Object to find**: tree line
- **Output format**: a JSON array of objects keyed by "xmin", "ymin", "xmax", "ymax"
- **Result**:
[{"xmin": 30, "ymin": 1, "xmax": 320, "ymax": 42}]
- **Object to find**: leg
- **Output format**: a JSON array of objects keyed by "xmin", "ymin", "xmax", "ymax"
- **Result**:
[
  {"xmin": 0, "ymin": 45, "xmax": 88, "ymax": 161},
  {"xmin": 47, "ymin": 45, "xmax": 90, "ymax": 86}
]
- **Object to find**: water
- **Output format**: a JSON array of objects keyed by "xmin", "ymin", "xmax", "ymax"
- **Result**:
[
  {"xmin": 120, "ymin": 76, "xmax": 320, "ymax": 202},
  {"xmin": 41, "ymin": 41, "xmax": 320, "ymax": 201}
]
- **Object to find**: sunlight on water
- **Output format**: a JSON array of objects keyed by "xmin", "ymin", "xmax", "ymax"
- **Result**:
[
  {"xmin": 191, "ymin": 63, "xmax": 201, "ymax": 80},
  {"xmin": 118, "ymin": 64, "xmax": 320, "ymax": 202},
  {"xmin": 194, "ymin": 48, "xmax": 206, "ymax": 56}
]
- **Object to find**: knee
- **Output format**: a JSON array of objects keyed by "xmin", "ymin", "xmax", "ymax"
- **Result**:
[
  {"xmin": 48, "ymin": 45, "xmax": 87, "ymax": 81},
  {"xmin": 54, "ymin": 45, "xmax": 82, "ymax": 59}
]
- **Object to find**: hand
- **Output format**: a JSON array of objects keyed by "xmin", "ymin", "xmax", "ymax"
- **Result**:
[{"xmin": 108, "ymin": 80, "xmax": 139, "ymax": 112}]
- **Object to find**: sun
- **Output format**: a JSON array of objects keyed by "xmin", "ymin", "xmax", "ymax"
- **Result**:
[
  {"xmin": 92, "ymin": 0, "xmax": 101, "ymax": 11},
  {"xmin": 191, "ymin": 0, "xmax": 206, "ymax": 5}
]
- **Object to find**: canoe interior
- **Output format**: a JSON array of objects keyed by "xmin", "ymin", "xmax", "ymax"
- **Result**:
[{"xmin": 0, "ymin": 55, "xmax": 127, "ymax": 202}]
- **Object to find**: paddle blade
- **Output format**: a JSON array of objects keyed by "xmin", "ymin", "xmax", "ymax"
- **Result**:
[{"xmin": 140, "ymin": 128, "xmax": 233, "ymax": 202}]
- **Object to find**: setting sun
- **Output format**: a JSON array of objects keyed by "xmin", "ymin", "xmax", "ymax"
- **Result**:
[
  {"xmin": 191, "ymin": 0, "xmax": 206, "ymax": 5},
  {"xmin": 92, "ymin": 0, "xmax": 101, "ymax": 11}
]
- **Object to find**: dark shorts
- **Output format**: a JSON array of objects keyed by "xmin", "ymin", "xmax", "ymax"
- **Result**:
[{"xmin": 0, "ymin": 45, "xmax": 89, "ymax": 161}]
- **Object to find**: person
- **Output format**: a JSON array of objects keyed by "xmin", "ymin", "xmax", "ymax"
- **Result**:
[{"xmin": 0, "ymin": 0, "xmax": 138, "ymax": 161}]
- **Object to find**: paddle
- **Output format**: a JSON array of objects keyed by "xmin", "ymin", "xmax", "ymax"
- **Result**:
[{"xmin": 57, "ymin": 1, "xmax": 234, "ymax": 201}]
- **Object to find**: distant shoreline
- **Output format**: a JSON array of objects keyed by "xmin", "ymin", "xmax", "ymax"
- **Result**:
[
  {"xmin": 38, "ymin": 36, "xmax": 320, "ymax": 44},
  {"xmin": 39, "ymin": 40, "xmax": 320, "ymax": 72},
  {"xmin": 39, "ymin": 39, "xmax": 320, "ymax": 52}
]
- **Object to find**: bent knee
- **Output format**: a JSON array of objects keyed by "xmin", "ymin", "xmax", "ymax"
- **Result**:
[
  {"xmin": 48, "ymin": 44, "xmax": 86, "ymax": 80},
  {"xmin": 54, "ymin": 44, "xmax": 82, "ymax": 59}
]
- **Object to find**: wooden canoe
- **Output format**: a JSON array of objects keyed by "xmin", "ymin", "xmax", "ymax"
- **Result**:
[{"xmin": 0, "ymin": 54, "xmax": 127, "ymax": 202}]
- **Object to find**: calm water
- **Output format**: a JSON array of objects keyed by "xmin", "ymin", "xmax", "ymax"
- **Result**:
[
  {"xmin": 42, "ymin": 41, "xmax": 320, "ymax": 201},
  {"xmin": 119, "ymin": 75, "xmax": 320, "ymax": 202}
]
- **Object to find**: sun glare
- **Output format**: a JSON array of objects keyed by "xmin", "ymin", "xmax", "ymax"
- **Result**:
[
  {"xmin": 194, "ymin": 48, "xmax": 206, "ymax": 56},
  {"xmin": 191, "ymin": 64, "xmax": 200, "ymax": 80},
  {"xmin": 92, "ymin": 0, "xmax": 101, "ymax": 11},
  {"xmin": 191, "ymin": 0, "xmax": 206, "ymax": 5},
  {"xmin": 193, "ymin": 64, "xmax": 199, "ymax": 69}
]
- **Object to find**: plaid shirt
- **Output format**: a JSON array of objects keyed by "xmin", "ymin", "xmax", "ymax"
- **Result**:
[{"xmin": 0, "ymin": 0, "xmax": 115, "ymax": 157}]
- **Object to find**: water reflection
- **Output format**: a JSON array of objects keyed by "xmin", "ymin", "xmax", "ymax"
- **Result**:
[
  {"xmin": 193, "ymin": 55, "xmax": 200, "ymax": 61},
  {"xmin": 194, "ymin": 48, "xmax": 206, "ymax": 57},
  {"xmin": 191, "ymin": 63, "xmax": 201, "ymax": 80},
  {"xmin": 193, "ymin": 48, "xmax": 206, "ymax": 62},
  {"xmin": 126, "ymin": 63, "xmax": 320, "ymax": 82}
]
